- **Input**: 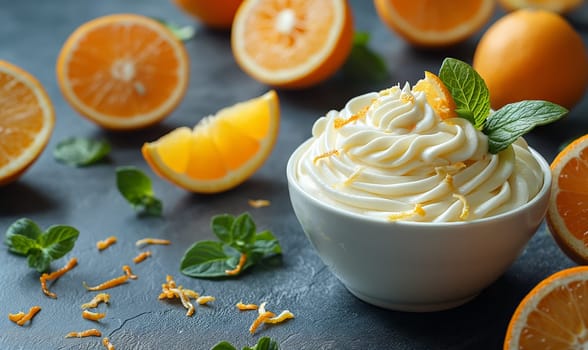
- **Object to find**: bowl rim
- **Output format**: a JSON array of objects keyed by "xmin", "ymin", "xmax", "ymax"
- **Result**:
[{"xmin": 286, "ymin": 138, "xmax": 552, "ymax": 227}]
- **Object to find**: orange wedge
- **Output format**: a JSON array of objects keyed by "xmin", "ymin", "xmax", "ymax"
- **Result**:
[
  {"xmin": 374, "ymin": 0, "xmax": 495, "ymax": 47},
  {"xmin": 504, "ymin": 266, "xmax": 588, "ymax": 349},
  {"xmin": 231, "ymin": 0, "xmax": 354, "ymax": 88},
  {"xmin": 413, "ymin": 71, "xmax": 458, "ymax": 120},
  {"xmin": 56, "ymin": 14, "xmax": 189, "ymax": 130},
  {"xmin": 499, "ymin": 0, "xmax": 584, "ymax": 13},
  {"xmin": 546, "ymin": 134, "xmax": 588, "ymax": 264},
  {"xmin": 142, "ymin": 90, "xmax": 279, "ymax": 193},
  {"xmin": 0, "ymin": 61, "xmax": 54, "ymax": 185}
]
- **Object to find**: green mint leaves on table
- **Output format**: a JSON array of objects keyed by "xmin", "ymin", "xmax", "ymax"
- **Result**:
[
  {"xmin": 4, "ymin": 218, "xmax": 79, "ymax": 273},
  {"xmin": 211, "ymin": 337, "xmax": 280, "ymax": 350},
  {"xmin": 154, "ymin": 18, "xmax": 195, "ymax": 41},
  {"xmin": 54, "ymin": 137, "xmax": 111, "ymax": 166},
  {"xmin": 116, "ymin": 166, "xmax": 162, "ymax": 217},
  {"xmin": 180, "ymin": 213, "xmax": 282, "ymax": 278},
  {"xmin": 438, "ymin": 57, "xmax": 568, "ymax": 154},
  {"xmin": 342, "ymin": 31, "xmax": 389, "ymax": 82}
]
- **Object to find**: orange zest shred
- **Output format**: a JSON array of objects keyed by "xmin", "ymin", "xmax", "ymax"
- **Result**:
[
  {"xmin": 248, "ymin": 199, "xmax": 271, "ymax": 208},
  {"xmin": 452, "ymin": 193, "xmax": 470, "ymax": 220},
  {"xmin": 159, "ymin": 275, "xmax": 203, "ymax": 317},
  {"xmin": 83, "ymin": 275, "xmax": 129, "ymax": 291},
  {"xmin": 133, "ymin": 251, "xmax": 152, "ymax": 264},
  {"xmin": 65, "ymin": 328, "xmax": 102, "ymax": 338},
  {"xmin": 247, "ymin": 302, "xmax": 295, "ymax": 334},
  {"xmin": 96, "ymin": 236, "xmax": 117, "ymax": 251},
  {"xmin": 264, "ymin": 310, "xmax": 295, "ymax": 324},
  {"xmin": 10, "ymin": 306, "xmax": 41, "ymax": 326},
  {"xmin": 135, "ymin": 238, "xmax": 171, "ymax": 247},
  {"xmin": 225, "ymin": 253, "xmax": 247, "ymax": 276},
  {"xmin": 401, "ymin": 92, "xmax": 415, "ymax": 104},
  {"xmin": 81, "ymin": 293, "xmax": 110, "ymax": 309},
  {"xmin": 82, "ymin": 310, "xmax": 106, "ymax": 321},
  {"xmin": 122, "ymin": 265, "xmax": 138, "ymax": 279},
  {"xmin": 249, "ymin": 311, "xmax": 276, "ymax": 334},
  {"xmin": 388, "ymin": 204, "xmax": 426, "ymax": 221},
  {"xmin": 196, "ymin": 296, "xmax": 216, "ymax": 305},
  {"xmin": 40, "ymin": 257, "xmax": 78, "ymax": 298},
  {"xmin": 102, "ymin": 337, "xmax": 115, "ymax": 350},
  {"xmin": 236, "ymin": 302, "xmax": 258, "ymax": 311},
  {"xmin": 313, "ymin": 150, "xmax": 340, "ymax": 164},
  {"xmin": 341, "ymin": 166, "xmax": 364, "ymax": 187},
  {"xmin": 334, "ymin": 104, "xmax": 370, "ymax": 129}
]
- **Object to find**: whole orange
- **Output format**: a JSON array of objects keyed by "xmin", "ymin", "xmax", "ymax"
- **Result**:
[
  {"xmin": 473, "ymin": 9, "xmax": 588, "ymax": 110},
  {"xmin": 172, "ymin": 0, "xmax": 243, "ymax": 29}
]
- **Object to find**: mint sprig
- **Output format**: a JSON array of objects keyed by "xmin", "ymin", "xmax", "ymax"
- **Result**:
[
  {"xmin": 438, "ymin": 58, "xmax": 568, "ymax": 153},
  {"xmin": 116, "ymin": 166, "xmax": 163, "ymax": 217},
  {"xmin": 180, "ymin": 213, "xmax": 281, "ymax": 278},
  {"xmin": 54, "ymin": 137, "xmax": 111, "ymax": 167},
  {"xmin": 211, "ymin": 337, "xmax": 280, "ymax": 350},
  {"xmin": 4, "ymin": 218, "xmax": 79, "ymax": 272}
]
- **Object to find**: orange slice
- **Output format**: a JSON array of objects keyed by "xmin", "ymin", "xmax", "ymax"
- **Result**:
[
  {"xmin": 413, "ymin": 71, "xmax": 458, "ymax": 120},
  {"xmin": 0, "ymin": 61, "xmax": 54, "ymax": 185},
  {"xmin": 498, "ymin": 0, "xmax": 584, "ymax": 13},
  {"xmin": 142, "ymin": 90, "xmax": 279, "ymax": 193},
  {"xmin": 374, "ymin": 0, "xmax": 495, "ymax": 47},
  {"xmin": 56, "ymin": 14, "xmax": 189, "ymax": 130},
  {"xmin": 546, "ymin": 134, "xmax": 588, "ymax": 264},
  {"xmin": 504, "ymin": 266, "xmax": 588, "ymax": 349},
  {"xmin": 231, "ymin": 0, "xmax": 354, "ymax": 89}
]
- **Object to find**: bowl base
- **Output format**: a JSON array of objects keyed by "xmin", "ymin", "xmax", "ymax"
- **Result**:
[{"xmin": 346, "ymin": 286, "xmax": 478, "ymax": 312}]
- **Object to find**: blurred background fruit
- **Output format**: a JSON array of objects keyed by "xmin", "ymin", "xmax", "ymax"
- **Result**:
[
  {"xmin": 473, "ymin": 9, "xmax": 588, "ymax": 110},
  {"xmin": 498, "ymin": 0, "xmax": 584, "ymax": 14},
  {"xmin": 171, "ymin": 0, "xmax": 243, "ymax": 30},
  {"xmin": 56, "ymin": 14, "xmax": 189, "ymax": 130},
  {"xmin": 231, "ymin": 0, "xmax": 354, "ymax": 88},
  {"xmin": 0, "ymin": 61, "xmax": 54, "ymax": 185},
  {"xmin": 373, "ymin": 0, "xmax": 495, "ymax": 47}
]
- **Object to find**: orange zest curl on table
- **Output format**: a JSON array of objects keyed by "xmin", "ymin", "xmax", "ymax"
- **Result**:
[
  {"xmin": 102, "ymin": 337, "xmax": 115, "ymax": 350},
  {"xmin": 133, "ymin": 251, "xmax": 152, "ymax": 264},
  {"xmin": 83, "ymin": 275, "xmax": 129, "ymax": 291},
  {"xmin": 96, "ymin": 236, "xmax": 117, "ymax": 251},
  {"xmin": 82, "ymin": 309, "xmax": 106, "ymax": 321},
  {"xmin": 40, "ymin": 257, "xmax": 78, "ymax": 298},
  {"xmin": 65, "ymin": 328, "xmax": 102, "ymax": 338},
  {"xmin": 81, "ymin": 293, "xmax": 110, "ymax": 309},
  {"xmin": 135, "ymin": 238, "xmax": 171, "ymax": 247},
  {"xmin": 9, "ymin": 306, "xmax": 41, "ymax": 326}
]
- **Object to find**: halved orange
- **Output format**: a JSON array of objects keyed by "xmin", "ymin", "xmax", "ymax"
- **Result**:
[
  {"xmin": 499, "ymin": 0, "xmax": 584, "ymax": 13},
  {"xmin": 374, "ymin": 0, "xmax": 495, "ymax": 47},
  {"xmin": 546, "ymin": 134, "xmax": 588, "ymax": 264},
  {"xmin": 504, "ymin": 266, "xmax": 588, "ymax": 349},
  {"xmin": 413, "ymin": 71, "xmax": 458, "ymax": 120},
  {"xmin": 0, "ymin": 61, "xmax": 54, "ymax": 185},
  {"xmin": 172, "ymin": 0, "xmax": 243, "ymax": 29},
  {"xmin": 142, "ymin": 90, "xmax": 279, "ymax": 193},
  {"xmin": 231, "ymin": 0, "xmax": 354, "ymax": 89},
  {"xmin": 56, "ymin": 14, "xmax": 189, "ymax": 130}
]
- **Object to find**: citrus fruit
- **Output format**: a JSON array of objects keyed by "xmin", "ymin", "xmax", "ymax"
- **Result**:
[
  {"xmin": 56, "ymin": 14, "xmax": 189, "ymax": 130},
  {"xmin": 373, "ymin": 0, "xmax": 495, "ymax": 47},
  {"xmin": 473, "ymin": 9, "xmax": 588, "ymax": 110},
  {"xmin": 413, "ymin": 71, "xmax": 458, "ymax": 120},
  {"xmin": 504, "ymin": 265, "xmax": 588, "ymax": 349},
  {"xmin": 0, "ymin": 61, "xmax": 54, "ymax": 185},
  {"xmin": 546, "ymin": 134, "xmax": 588, "ymax": 264},
  {"xmin": 142, "ymin": 90, "xmax": 279, "ymax": 193},
  {"xmin": 172, "ymin": 0, "xmax": 243, "ymax": 29},
  {"xmin": 498, "ymin": 0, "xmax": 584, "ymax": 14},
  {"xmin": 231, "ymin": 0, "xmax": 354, "ymax": 89}
]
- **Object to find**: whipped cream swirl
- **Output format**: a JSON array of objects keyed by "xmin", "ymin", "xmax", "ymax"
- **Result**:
[{"xmin": 295, "ymin": 84, "xmax": 544, "ymax": 222}]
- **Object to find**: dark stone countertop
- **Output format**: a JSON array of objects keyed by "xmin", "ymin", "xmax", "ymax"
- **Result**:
[{"xmin": 0, "ymin": 1, "xmax": 586, "ymax": 349}]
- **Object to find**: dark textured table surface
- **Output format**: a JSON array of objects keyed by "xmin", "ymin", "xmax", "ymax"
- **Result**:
[{"xmin": 0, "ymin": 1, "xmax": 586, "ymax": 349}]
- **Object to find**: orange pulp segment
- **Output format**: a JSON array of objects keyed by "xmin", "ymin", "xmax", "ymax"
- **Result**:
[{"xmin": 142, "ymin": 90, "xmax": 279, "ymax": 193}]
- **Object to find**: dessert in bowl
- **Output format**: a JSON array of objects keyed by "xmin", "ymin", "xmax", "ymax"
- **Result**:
[{"xmin": 286, "ymin": 68, "xmax": 555, "ymax": 311}]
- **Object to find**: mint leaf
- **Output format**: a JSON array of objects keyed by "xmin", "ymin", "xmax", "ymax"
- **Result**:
[
  {"xmin": 154, "ymin": 18, "xmax": 195, "ymax": 41},
  {"xmin": 211, "ymin": 337, "xmax": 280, "ymax": 350},
  {"xmin": 54, "ymin": 137, "xmax": 111, "ymax": 167},
  {"xmin": 4, "ymin": 218, "xmax": 79, "ymax": 272},
  {"xmin": 210, "ymin": 342, "xmax": 237, "ymax": 350},
  {"xmin": 484, "ymin": 101, "xmax": 568, "ymax": 153},
  {"xmin": 439, "ymin": 58, "xmax": 490, "ymax": 129},
  {"xmin": 116, "ymin": 166, "xmax": 162, "ymax": 216},
  {"xmin": 342, "ymin": 32, "xmax": 389, "ymax": 82},
  {"xmin": 181, "ymin": 213, "xmax": 282, "ymax": 278}
]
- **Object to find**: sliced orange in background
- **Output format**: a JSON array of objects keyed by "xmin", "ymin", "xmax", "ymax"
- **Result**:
[
  {"xmin": 546, "ymin": 134, "xmax": 588, "ymax": 264},
  {"xmin": 231, "ymin": 0, "xmax": 354, "ymax": 89},
  {"xmin": 56, "ymin": 14, "xmax": 189, "ymax": 131},
  {"xmin": 504, "ymin": 266, "xmax": 588, "ymax": 349},
  {"xmin": 373, "ymin": 0, "xmax": 495, "ymax": 47},
  {"xmin": 413, "ymin": 71, "xmax": 458, "ymax": 120},
  {"xmin": 498, "ymin": 0, "xmax": 584, "ymax": 13},
  {"xmin": 172, "ymin": 0, "xmax": 243, "ymax": 29},
  {"xmin": 0, "ymin": 61, "xmax": 54, "ymax": 185},
  {"xmin": 142, "ymin": 90, "xmax": 279, "ymax": 194}
]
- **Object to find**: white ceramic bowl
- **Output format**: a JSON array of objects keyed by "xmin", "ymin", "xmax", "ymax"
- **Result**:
[{"xmin": 287, "ymin": 139, "xmax": 552, "ymax": 312}]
